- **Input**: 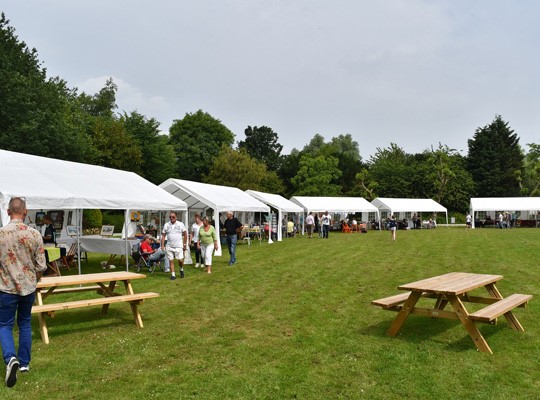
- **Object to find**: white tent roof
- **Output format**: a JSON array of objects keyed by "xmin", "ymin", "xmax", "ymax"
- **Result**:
[
  {"xmin": 159, "ymin": 179, "xmax": 270, "ymax": 213},
  {"xmin": 0, "ymin": 149, "xmax": 187, "ymax": 212},
  {"xmin": 371, "ymin": 198, "xmax": 447, "ymax": 213},
  {"xmin": 289, "ymin": 196, "xmax": 378, "ymax": 213},
  {"xmin": 470, "ymin": 197, "xmax": 540, "ymax": 212},
  {"xmin": 246, "ymin": 190, "xmax": 303, "ymax": 213}
]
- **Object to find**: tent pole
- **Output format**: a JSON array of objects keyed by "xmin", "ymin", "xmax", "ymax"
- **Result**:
[
  {"xmin": 76, "ymin": 209, "xmax": 82, "ymax": 275},
  {"xmin": 124, "ymin": 209, "xmax": 130, "ymax": 271}
]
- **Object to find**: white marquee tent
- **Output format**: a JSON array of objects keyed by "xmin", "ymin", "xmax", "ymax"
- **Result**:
[
  {"xmin": 246, "ymin": 189, "xmax": 304, "ymax": 241},
  {"xmin": 470, "ymin": 197, "xmax": 540, "ymax": 228},
  {"xmin": 289, "ymin": 196, "xmax": 379, "ymax": 232},
  {"xmin": 0, "ymin": 149, "xmax": 188, "ymax": 271},
  {"xmin": 371, "ymin": 198, "xmax": 448, "ymax": 226},
  {"xmin": 159, "ymin": 179, "xmax": 270, "ymax": 255}
]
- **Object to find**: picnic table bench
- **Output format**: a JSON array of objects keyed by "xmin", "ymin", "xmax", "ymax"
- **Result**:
[
  {"xmin": 34, "ymin": 271, "xmax": 159, "ymax": 344},
  {"xmin": 372, "ymin": 272, "xmax": 532, "ymax": 353}
]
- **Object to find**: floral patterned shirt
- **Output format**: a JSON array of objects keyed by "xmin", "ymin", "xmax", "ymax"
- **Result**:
[{"xmin": 0, "ymin": 219, "xmax": 47, "ymax": 296}]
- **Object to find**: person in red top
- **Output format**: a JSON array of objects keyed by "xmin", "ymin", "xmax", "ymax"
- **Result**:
[{"xmin": 140, "ymin": 235, "xmax": 165, "ymax": 265}]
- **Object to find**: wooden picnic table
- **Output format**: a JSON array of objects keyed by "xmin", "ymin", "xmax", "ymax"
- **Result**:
[
  {"xmin": 372, "ymin": 272, "xmax": 532, "ymax": 353},
  {"xmin": 34, "ymin": 271, "xmax": 159, "ymax": 344}
]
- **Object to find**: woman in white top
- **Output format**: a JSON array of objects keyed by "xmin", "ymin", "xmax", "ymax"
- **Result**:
[{"xmin": 191, "ymin": 213, "xmax": 204, "ymax": 268}]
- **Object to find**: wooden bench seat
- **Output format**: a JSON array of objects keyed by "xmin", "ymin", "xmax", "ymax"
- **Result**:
[
  {"xmin": 32, "ymin": 292, "xmax": 159, "ymax": 314},
  {"xmin": 469, "ymin": 294, "xmax": 533, "ymax": 323},
  {"xmin": 372, "ymin": 292, "xmax": 412, "ymax": 309}
]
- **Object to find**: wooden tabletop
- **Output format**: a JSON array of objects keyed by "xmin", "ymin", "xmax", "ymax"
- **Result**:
[
  {"xmin": 398, "ymin": 272, "xmax": 503, "ymax": 295},
  {"xmin": 37, "ymin": 271, "xmax": 147, "ymax": 288}
]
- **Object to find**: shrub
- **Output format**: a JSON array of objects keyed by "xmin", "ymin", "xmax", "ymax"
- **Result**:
[{"xmin": 83, "ymin": 209, "xmax": 102, "ymax": 230}]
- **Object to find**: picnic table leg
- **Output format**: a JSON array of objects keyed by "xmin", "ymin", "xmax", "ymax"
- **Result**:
[
  {"xmin": 101, "ymin": 281, "xmax": 117, "ymax": 314},
  {"xmin": 34, "ymin": 290, "xmax": 50, "ymax": 345},
  {"xmin": 123, "ymin": 280, "xmax": 144, "ymax": 328},
  {"xmin": 434, "ymin": 295, "xmax": 448, "ymax": 310},
  {"xmin": 387, "ymin": 291, "xmax": 422, "ymax": 336},
  {"xmin": 484, "ymin": 284, "xmax": 524, "ymax": 331},
  {"xmin": 447, "ymin": 294, "xmax": 492, "ymax": 354}
]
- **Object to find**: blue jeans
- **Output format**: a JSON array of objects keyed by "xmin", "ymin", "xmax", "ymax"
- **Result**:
[
  {"xmin": 226, "ymin": 234, "xmax": 238, "ymax": 264},
  {"xmin": 322, "ymin": 225, "xmax": 329, "ymax": 238},
  {"xmin": 0, "ymin": 291, "xmax": 35, "ymax": 367}
]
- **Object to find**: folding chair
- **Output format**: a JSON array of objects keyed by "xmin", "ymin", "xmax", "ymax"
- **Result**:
[{"xmin": 132, "ymin": 242, "xmax": 164, "ymax": 273}]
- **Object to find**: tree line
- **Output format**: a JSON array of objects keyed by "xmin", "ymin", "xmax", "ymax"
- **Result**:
[{"xmin": 1, "ymin": 13, "xmax": 539, "ymax": 214}]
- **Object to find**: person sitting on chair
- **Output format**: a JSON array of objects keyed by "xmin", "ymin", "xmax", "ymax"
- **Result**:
[{"xmin": 140, "ymin": 234, "xmax": 166, "ymax": 265}]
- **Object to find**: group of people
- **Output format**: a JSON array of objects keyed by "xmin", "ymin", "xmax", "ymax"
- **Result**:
[
  {"xmin": 139, "ymin": 211, "xmax": 243, "ymax": 280},
  {"xmin": 304, "ymin": 211, "xmax": 331, "ymax": 239}
]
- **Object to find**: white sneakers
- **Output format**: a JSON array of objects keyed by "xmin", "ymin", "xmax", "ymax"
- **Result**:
[
  {"xmin": 195, "ymin": 263, "xmax": 200, "ymax": 268},
  {"xmin": 5, "ymin": 357, "xmax": 19, "ymax": 388}
]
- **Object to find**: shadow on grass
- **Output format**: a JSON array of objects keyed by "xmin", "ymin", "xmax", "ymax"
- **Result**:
[
  {"xmin": 31, "ymin": 308, "xmax": 150, "ymax": 341},
  {"xmin": 359, "ymin": 315, "xmax": 509, "ymax": 353}
]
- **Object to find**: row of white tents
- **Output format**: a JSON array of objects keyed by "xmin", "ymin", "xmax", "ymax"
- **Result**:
[{"xmin": 1, "ymin": 150, "xmax": 539, "ymax": 269}]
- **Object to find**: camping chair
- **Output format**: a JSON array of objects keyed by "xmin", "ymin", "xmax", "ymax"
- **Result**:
[
  {"xmin": 342, "ymin": 222, "xmax": 352, "ymax": 233},
  {"xmin": 131, "ymin": 242, "xmax": 163, "ymax": 273}
]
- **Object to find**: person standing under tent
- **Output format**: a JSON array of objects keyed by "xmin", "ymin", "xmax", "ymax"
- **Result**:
[
  {"xmin": 388, "ymin": 215, "xmax": 397, "ymax": 241},
  {"xmin": 223, "ymin": 211, "xmax": 242, "ymax": 266},
  {"xmin": 161, "ymin": 211, "xmax": 187, "ymax": 280},
  {"xmin": 321, "ymin": 211, "xmax": 331, "ymax": 239},
  {"xmin": 190, "ymin": 213, "xmax": 203, "ymax": 268},
  {"xmin": 198, "ymin": 216, "xmax": 219, "ymax": 274},
  {"xmin": 0, "ymin": 197, "xmax": 47, "ymax": 387},
  {"xmin": 41, "ymin": 214, "xmax": 55, "ymax": 245},
  {"xmin": 305, "ymin": 212, "xmax": 315, "ymax": 238}
]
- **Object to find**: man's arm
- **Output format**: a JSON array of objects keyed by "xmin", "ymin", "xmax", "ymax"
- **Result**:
[{"xmin": 161, "ymin": 225, "xmax": 166, "ymax": 248}]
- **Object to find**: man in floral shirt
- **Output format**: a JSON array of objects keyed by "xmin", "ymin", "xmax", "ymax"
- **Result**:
[{"xmin": 0, "ymin": 197, "xmax": 47, "ymax": 388}]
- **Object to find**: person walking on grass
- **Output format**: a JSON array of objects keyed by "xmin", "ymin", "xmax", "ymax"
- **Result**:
[
  {"xmin": 161, "ymin": 211, "xmax": 187, "ymax": 280},
  {"xmin": 466, "ymin": 213, "xmax": 472, "ymax": 230},
  {"xmin": 0, "ymin": 197, "xmax": 47, "ymax": 388},
  {"xmin": 305, "ymin": 212, "xmax": 315, "ymax": 238},
  {"xmin": 198, "ymin": 216, "xmax": 219, "ymax": 274},
  {"xmin": 223, "ymin": 211, "xmax": 242, "ymax": 266},
  {"xmin": 321, "ymin": 211, "xmax": 331, "ymax": 239},
  {"xmin": 190, "ymin": 213, "xmax": 203, "ymax": 268},
  {"xmin": 388, "ymin": 215, "xmax": 397, "ymax": 241}
]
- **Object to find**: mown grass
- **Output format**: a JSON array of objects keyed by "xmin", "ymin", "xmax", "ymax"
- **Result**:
[{"xmin": 2, "ymin": 228, "xmax": 540, "ymax": 399}]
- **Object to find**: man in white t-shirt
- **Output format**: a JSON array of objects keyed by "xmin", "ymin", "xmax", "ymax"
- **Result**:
[
  {"xmin": 321, "ymin": 211, "xmax": 331, "ymax": 239},
  {"xmin": 305, "ymin": 212, "xmax": 315, "ymax": 238},
  {"xmin": 161, "ymin": 211, "xmax": 187, "ymax": 280}
]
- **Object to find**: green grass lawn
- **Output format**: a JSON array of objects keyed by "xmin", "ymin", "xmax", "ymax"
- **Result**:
[{"xmin": 3, "ymin": 228, "xmax": 540, "ymax": 399}]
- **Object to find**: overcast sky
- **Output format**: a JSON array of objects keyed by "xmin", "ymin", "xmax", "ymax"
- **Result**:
[{"xmin": 3, "ymin": 1, "xmax": 540, "ymax": 159}]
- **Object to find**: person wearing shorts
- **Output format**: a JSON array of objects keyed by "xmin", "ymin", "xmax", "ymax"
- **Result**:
[
  {"xmin": 161, "ymin": 211, "xmax": 187, "ymax": 280},
  {"xmin": 466, "ymin": 214, "xmax": 472, "ymax": 230},
  {"xmin": 198, "ymin": 216, "xmax": 218, "ymax": 274},
  {"xmin": 388, "ymin": 215, "xmax": 397, "ymax": 241}
]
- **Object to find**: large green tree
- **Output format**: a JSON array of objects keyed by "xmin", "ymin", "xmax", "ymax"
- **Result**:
[
  {"xmin": 425, "ymin": 144, "xmax": 474, "ymax": 213},
  {"xmin": 467, "ymin": 115, "xmax": 524, "ymax": 196},
  {"xmin": 523, "ymin": 143, "xmax": 540, "ymax": 196},
  {"xmin": 91, "ymin": 117, "xmax": 143, "ymax": 173},
  {"xmin": 204, "ymin": 146, "xmax": 284, "ymax": 193},
  {"xmin": 278, "ymin": 149, "xmax": 302, "ymax": 197},
  {"xmin": 0, "ymin": 13, "xmax": 94, "ymax": 162},
  {"xmin": 238, "ymin": 125, "xmax": 283, "ymax": 171},
  {"xmin": 169, "ymin": 110, "xmax": 235, "ymax": 181},
  {"xmin": 366, "ymin": 143, "xmax": 416, "ymax": 198},
  {"xmin": 122, "ymin": 111, "xmax": 177, "ymax": 184},
  {"xmin": 291, "ymin": 153, "xmax": 342, "ymax": 196},
  {"xmin": 298, "ymin": 133, "xmax": 362, "ymax": 195}
]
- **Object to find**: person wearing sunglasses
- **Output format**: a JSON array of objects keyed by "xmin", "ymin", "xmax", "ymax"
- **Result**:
[{"xmin": 160, "ymin": 211, "xmax": 187, "ymax": 280}]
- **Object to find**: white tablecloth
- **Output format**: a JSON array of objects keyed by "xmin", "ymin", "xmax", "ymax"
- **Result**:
[{"xmin": 57, "ymin": 236, "xmax": 140, "ymax": 255}]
